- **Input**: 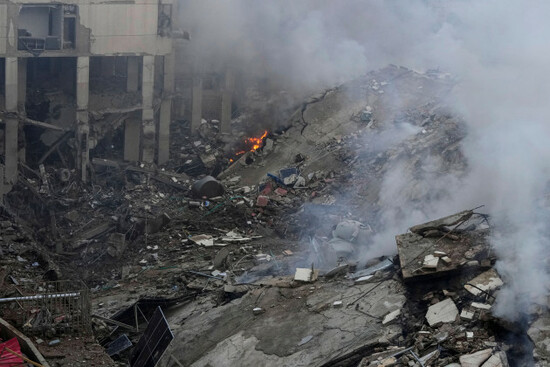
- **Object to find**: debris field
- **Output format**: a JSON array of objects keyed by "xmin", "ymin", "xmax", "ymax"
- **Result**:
[{"xmin": 1, "ymin": 65, "xmax": 549, "ymax": 367}]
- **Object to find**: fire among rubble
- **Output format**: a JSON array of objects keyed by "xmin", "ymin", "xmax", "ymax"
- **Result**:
[
  {"xmin": 235, "ymin": 130, "xmax": 268, "ymax": 156},
  {"xmin": 230, "ymin": 130, "xmax": 269, "ymax": 162}
]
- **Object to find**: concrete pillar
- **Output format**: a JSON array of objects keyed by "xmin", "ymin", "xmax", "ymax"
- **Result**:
[
  {"xmin": 4, "ymin": 58, "xmax": 18, "ymax": 189},
  {"xmin": 141, "ymin": 55, "xmax": 155, "ymax": 163},
  {"xmin": 17, "ymin": 58, "xmax": 27, "ymax": 114},
  {"xmin": 191, "ymin": 76, "xmax": 202, "ymax": 133},
  {"xmin": 17, "ymin": 58, "xmax": 27, "ymax": 164},
  {"xmin": 5, "ymin": 57, "xmax": 18, "ymax": 112},
  {"xmin": 76, "ymin": 56, "xmax": 90, "ymax": 181},
  {"xmin": 221, "ymin": 69, "xmax": 235, "ymax": 134},
  {"xmin": 158, "ymin": 54, "xmax": 175, "ymax": 164},
  {"xmin": 124, "ymin": 119, "xmax": 141, "ymax": 162},
  {"xmin": 101, "ymin": 57, "xmax": 115, "ymax": 77},
  {"xmin": 127, "ymin": 56, "xmax": 139, "ymax": 92},
  {"xmin": 158, "ymin": 100, "xmax": 171, "ymax": 164}
]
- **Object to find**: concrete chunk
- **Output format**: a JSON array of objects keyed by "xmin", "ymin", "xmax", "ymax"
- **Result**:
[
  {"xmin": 409, "ymin": 210, "xmax": 473, "ymax": 234},
  {"xmin": 464, "ymin": 268, "xmax": 504, "ymax": 296},
  {"xmin": 461, "ymin": 309, "xmax": 475, "ymax": 320},
  {"xmin": 481, "ymin": 352, "xmax": 509, "ymax": 367},
  {"xmin": 426, "ymin": 298, "xmax": 459, "ymax": 327},
  {"xmin": 459, "ymin": 348, "xmax": 492, "ymax": 367},
  {"xmin": 294, "ymin": 268, "xmax": 318, "ymax": 282},
  {"xmin": 423, "ymin": 254, "xmax": 439, "ymax": 269},
  {"xmin": 382, "ymin": 309, "xmax": 401, "ymax": 325},
  {"xmin": 471, "ymin": 302, "xmax": 492, "ymax": 310}
]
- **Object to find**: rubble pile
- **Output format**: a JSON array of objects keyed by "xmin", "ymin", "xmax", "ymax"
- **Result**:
[{"xmin": 1, "ymin": 66, "xmax": 549, "ymax": 366}]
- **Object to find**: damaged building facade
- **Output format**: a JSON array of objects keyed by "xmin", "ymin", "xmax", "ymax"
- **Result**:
[{"xmin": 0, "ymin": 0, "xmax": 181, "ymax": 196}]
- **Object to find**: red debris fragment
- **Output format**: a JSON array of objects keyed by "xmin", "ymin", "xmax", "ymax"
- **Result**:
[
  {"xmin": 261, "ymin": 183, "xmax": 273, "ymax": 195},
  {"xmin": 0, "ymin": 338, "xmax": 24, "ymax": 366},
  {"xmin": 256, "ymin": 195, "xmax": 269, "ymax": 207},
  {"xmin": 275, "ymin": 188, "xmax": 288, "ymax": 196}
]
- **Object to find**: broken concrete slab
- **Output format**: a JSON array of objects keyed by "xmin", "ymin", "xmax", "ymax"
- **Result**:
[
  {"xmin": 464, "ymin": 268, "xmax": 504, "ymax": 296},
  {"xmin": 480, "ymin": 351, "xmax": 509, "ymax": 367},
  {"xmin": 426, "ymin": 298, "xmax": 459, "ymax": 327},
  {"xmin": 459, "ymin": 348, "xmax": 492, "ymax": 367},
  {"xmin": 382, "ymin": 309, "xmax": 401, "ymax": 325},
  {"xmin": 460, "ymin": 309, "xmax": 475, "ymax": 321},
  {"xmin": 527, "ymin": 313, "xmax": 550, "ymax": 365},
  {"xmin": 396, "ymin": 212, "xmax": 491, "ymax": 281},
  {"xmin": 423, "ymin": 254, "xmax": 439, "ymax": 269},
  {"xmin": 164, "ymin": 279, "xmax": 406, "ymax": 367},
  {"xmin": 294, "ymin": 268, "xmax": 319, "ymax": 282},
  {"xmin": 409, "ymin": 209, "xmax": 473, "ymax": 235},
  {"xmin": 471, "ymin": 302, "xmax": 492, "ymax": 310}
]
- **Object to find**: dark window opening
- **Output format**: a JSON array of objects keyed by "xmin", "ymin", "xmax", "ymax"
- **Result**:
[
  {"xmin": 63, "ymin": 18, "xmax": 75, "ymax": 49},
  {"xmin": 158, "ymin": 4, "xmax": 172, "ymax": 36}
]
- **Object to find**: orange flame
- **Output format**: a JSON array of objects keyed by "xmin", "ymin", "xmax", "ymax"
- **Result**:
[
  {"xmin": 246, "ymin": 130, "xmax": 268, "ymax": 151},
  {"xmin": 230, "ymin": 131, "xmax": 268, "ymax": 162}
]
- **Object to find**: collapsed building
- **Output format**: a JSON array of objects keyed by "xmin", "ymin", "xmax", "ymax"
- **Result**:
[
  {"xmin": 0, "ymin": 2, "xmax": 548, "ymax": 367},
  {"xmin": 0, "ymin": 0, "xmax": 241, "ymax": 198}
]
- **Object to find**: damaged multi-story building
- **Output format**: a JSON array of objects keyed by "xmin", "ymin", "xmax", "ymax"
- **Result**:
[{"xmin": 0, "ymin": 0, "xmax": 190, "ymax": 197}]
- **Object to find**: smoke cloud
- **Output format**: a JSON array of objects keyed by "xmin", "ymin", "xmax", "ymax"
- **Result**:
[{"xmin": 180, "ymin": 0, "xmax": 550, "ymax": 320}]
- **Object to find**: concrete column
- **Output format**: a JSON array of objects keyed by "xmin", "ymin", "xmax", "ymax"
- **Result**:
[
  {"xmin": 124, "ymin": 119, "xmax": 141, "ymax": 162},
  {"xmin": 220, "ymin": 69, "xmax": 235, "ymax": 134},
  {"xmin": 5, "ymin": 57, "xmax": 18, "ymax": 112},
  {"xmin": 141, "ymin": 55, "xmax": 155, "ymax": 163},
  {"xmin": 126, "ymin": 56, "xmax": 139, "ymax": 92},
  {"xmin": 76, "ymin": 56, "xmax": 90, "ymax": 181},
  {"xmin": 191, "ymin": 76, "xmax": 203, "ymax": 133},
  {"xmin": 17, "ymin": 58, "xmax": 27, "ymax": 114},
  {"xmin": 17, "ymin": 58, "xmax": 27, "ymax": 164},
  {"xmin": 158, "ymin": 99, "xmax": 171, "ymax": 164},
  {"xmin": 158, "ymin": 54, "xmax": 175, "ymax": 164},
  {"xmin": 4, "ymin": 58, "xmax": 18, "ymax": 189}
]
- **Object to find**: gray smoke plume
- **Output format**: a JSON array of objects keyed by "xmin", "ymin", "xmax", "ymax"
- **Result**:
[{"xmin": 180, "ymin": 0, "xmax": 550, "ymax": 320}]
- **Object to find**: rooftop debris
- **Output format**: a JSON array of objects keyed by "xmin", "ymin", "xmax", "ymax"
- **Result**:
[{"xmin": 396, "ymin": 209, "xmax": 493, "ymax": 281}]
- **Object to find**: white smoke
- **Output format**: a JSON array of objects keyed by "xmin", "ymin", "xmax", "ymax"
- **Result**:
[{"xmin": 180, "ymin": 0, "xmax": 550, "ymax": 319}]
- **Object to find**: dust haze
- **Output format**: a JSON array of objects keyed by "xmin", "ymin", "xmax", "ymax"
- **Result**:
[{"xmin": 181, "ymin": 0, "xmax": 550, "ymax": 320}]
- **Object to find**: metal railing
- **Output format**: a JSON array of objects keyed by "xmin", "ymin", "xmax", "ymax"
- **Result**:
[{"xmin": 0, "ymin": 280, "xmax": 91, "ymax": 336}]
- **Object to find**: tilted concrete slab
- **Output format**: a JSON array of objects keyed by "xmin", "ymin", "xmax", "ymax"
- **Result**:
[
  {"xmin": 396, "ymin": 212, "xmax": 492, "ymax": 281},
  {"xmin": 459, "ymin": 348, "xmax": 492, "ymax": 367},
  {"xmin": 426, "ymin": 298, "xmax": 459, "ymax": 327},
  {"xmin": 464, "ymin": 268, "xmax": 503, "ymax": 296},
  {"xmin": 160, "ymin": 279, "xmax": 406, "ymax": 367}
]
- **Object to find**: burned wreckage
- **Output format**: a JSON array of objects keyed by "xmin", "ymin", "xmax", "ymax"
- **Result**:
[{"xmin": 0, "ymin": 14, "xmax": 549, "ymax": 364}]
